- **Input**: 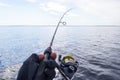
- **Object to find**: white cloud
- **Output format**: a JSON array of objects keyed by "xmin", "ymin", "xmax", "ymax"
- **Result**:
[
  {"xmin": 48, "ymin": 2, "xmax": 66, "ymax": 12},
  {"xmin": 39, "ymin": 2, "xmax": 66, "ymax": 14},
  {"xmin": 0, "ymin": 0, "xmax": 120, "ymax": 25},
  {"xmin": 67, "ymin": 12, "xmax": 79, "ymax": 17},
  {"xmin": 26, "ymin": 0, "xmax": 37, "ymax": 3},
  {"xmin": 0, "ymin": 2, "xmax": 12, "ymax": 7},
  {"xmin": 75, "ymin": 0, "xmax": 120, "ymax": 15},
  {"xmin": 38, "ymin": 0, "xmax": 120, "ymax": 24},
  {"xmin": 72, "ymin": 0, "xmax": 120, "ymax": 24}
]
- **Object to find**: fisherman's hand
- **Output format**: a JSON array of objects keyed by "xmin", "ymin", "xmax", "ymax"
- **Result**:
[
  {"xmin": 44, "ymin": 60, "xmax": 58, "ymax": 80},
  {"xmin": 44, "ymin": 47, "xmax": 52, "ymax": 54}
]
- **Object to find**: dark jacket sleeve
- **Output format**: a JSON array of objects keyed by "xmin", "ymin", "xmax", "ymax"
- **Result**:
[{"xmin": 17, "ymin": 54, "xmax": 40, "ymax": 80}]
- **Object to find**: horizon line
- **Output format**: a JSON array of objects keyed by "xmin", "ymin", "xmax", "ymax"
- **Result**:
[{"xmin": 0, "ymin": 24, "xmax": 120, "ymax": 26}]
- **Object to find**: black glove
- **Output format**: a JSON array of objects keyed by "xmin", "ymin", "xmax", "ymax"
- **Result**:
[
  {"xmin": 44, "ymin": 60, "xmax": 58, "ymax": 80},
  {"xmin": 44, "ymin": 47, "xmax": 52, "ymax": 54},
  {"xmin": 17, "ymin": 54, "xmax": 40, "ymax": 80}
]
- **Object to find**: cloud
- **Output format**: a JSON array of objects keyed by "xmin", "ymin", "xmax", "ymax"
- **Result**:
[
  {"xmin": 0, "ymin": 2, "xmax": 12, "ymax": 7},
  {"xmin": 39, "ymin": 2, "xmax": 66, "ymax": 14},
  {"xmin": 26, "ymin": 0, "xmax": 37, "ymax": 3},
  {"xmin": 67, "ymin": 12, "xmax": 79, "ymax": 17},
  {"xmin": 39, "ymin": 0, "xmax": 120, "ymax": 23},
  {"xmin": 72, "ymin": 0, "xmax": 120, "ymax": 24},
  {"xmin": 0, "ymin": 0, "xmax": 120, "ymax": 25},
  {"xmin": 75, "ymin": 0, "xmax": 120, "ymax": 15}
]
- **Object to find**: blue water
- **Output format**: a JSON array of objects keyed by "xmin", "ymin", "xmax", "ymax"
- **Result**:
[{"xmin": 0, "ymin": 26, "xmax": 120, "ymax": 80}]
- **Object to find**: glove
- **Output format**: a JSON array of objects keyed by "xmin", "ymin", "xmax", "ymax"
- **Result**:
[
  {"xmin": 44, "ymin": 47, "xmax": 52, "ymax": 54},
  {"xmin": 44, "ymin": 60, "xmax": 58, "ymax": 80}
]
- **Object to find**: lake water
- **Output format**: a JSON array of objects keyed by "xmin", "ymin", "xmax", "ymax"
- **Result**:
[{"xmin": 0, "ymin": 26, "xmax": 120, "ymax": 80}]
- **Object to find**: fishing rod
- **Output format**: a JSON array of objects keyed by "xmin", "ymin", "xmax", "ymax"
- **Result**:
[
  {"xmin": 44, "ymin": 8, "xmax": 73, "ymax": 59},
  {"xmin": 43, "ymin": 9, "xmax": 73, "ymax": 80},
  {"xmin": 49, "ymin": 8, "xmax": 73, "ymax": 48}
]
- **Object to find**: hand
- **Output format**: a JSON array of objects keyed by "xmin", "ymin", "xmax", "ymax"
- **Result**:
[
  {"xmin": 44, "ymin": 60, "xmax": 58, "ymax": 80},
  {"xmin": 44, "ymin": 47, "xmax": 52, "ymax": 54}
]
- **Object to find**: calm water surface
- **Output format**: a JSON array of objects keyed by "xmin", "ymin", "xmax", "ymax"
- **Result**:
[{"xmin": 0, "ymin": 26, "xmax": 120, "ymax": 80}]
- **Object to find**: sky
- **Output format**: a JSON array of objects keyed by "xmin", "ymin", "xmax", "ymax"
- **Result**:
[{"xmin": 0, "ymin": 0, "xmax": 120, "ymax": 25}]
